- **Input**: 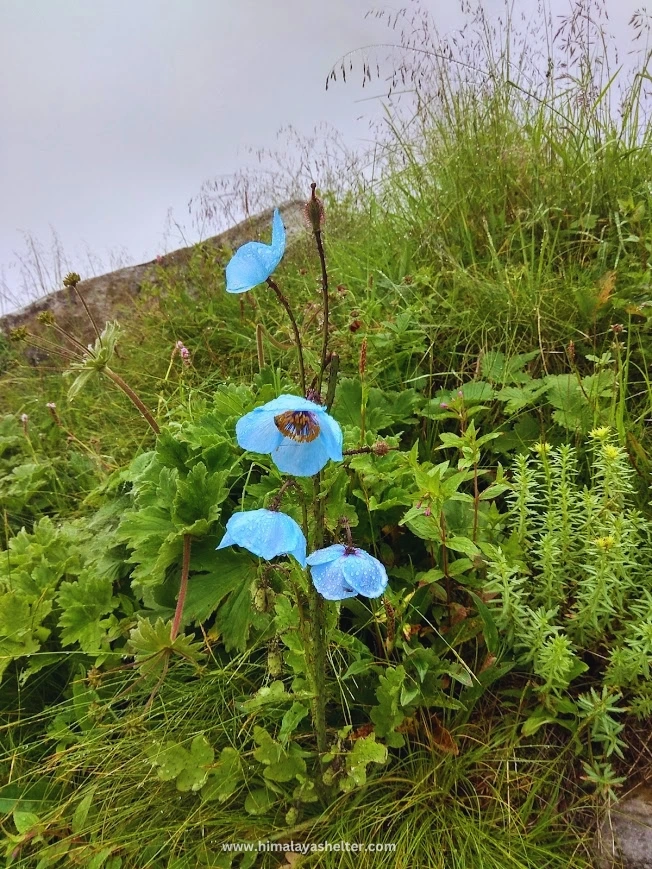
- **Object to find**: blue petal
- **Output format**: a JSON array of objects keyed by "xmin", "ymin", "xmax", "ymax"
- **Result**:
[
  {"xmin": 342, "ymin": 549, "xmax": 388, "ymax": 598},
  {"xmin": 260, "ymin": 394, "xmax": 322, "ymax": 414},
  {"xmin": 309, "ymin": 558, "xmax": 358, "ymax": 601},
  {"xmin": 225, "ymin": 241, "xmax": 275, "ymax": 293},
  {"xmin": 236, "ymin": 408, "xmax": 284, "ymax": 454},
  {"xmin": 270, "ymin": 208, "xmax": 286, "ymax": 264},
  {"xmin": 271, "ymin": 436, "xmax": 330, "ymax": 476},
  {"xmin": 216, "ymin": 528, "xmax": 236, "ymax": 550},
  {"xmin": 216, "ymin": 509, "xmax": 306, "ymax": 566},
  {"xmin": 316, "ymin": 412, "xmax": 343, "ymax": 461},
  {"xmin": 306, "ymin": 544, "xmax": 347, "ymax": 566},
  {"xmin": 225, "ymin": 209, "xmax": 286, "ymax": 293}
]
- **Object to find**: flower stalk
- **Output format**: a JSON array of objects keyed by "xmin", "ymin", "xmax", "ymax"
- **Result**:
[
  {"xmin": 266, "ymin": 277, "xmax": 307, "ymax": 394},
  {"xmin": 170, "ymin": 534, "xmax": 192, "ymax": 642},
  {"xmin": 103, "ymin": 367, "xmax": 160, "ymax": 435}
]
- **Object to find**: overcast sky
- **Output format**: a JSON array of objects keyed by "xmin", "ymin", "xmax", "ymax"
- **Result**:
[{"xmin": 2, "ymin": 0, "xmax": 651, "ymax": 313}]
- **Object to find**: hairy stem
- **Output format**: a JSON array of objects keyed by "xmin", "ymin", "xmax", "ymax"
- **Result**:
[
  {"xmin": 104, "ymin": 367, "xmax": 160, "ymax": 434},
  {"xmin": 266, "ymin": 278, "xmax": 306, "ymax": 394},
  {"xmin": 73, "ymin": 285, "xmax": 102, "ymax": 342},
  {"xmin": 170, "ymin": 534, "xmax": 192, "ymax": 642},
  {"xmin": 314, "ymin": 229, "xmax": 329, "ymax": 394}
]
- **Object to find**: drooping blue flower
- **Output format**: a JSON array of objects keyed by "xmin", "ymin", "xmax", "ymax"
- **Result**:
[
  {"xmin": 306, "ymin": 544, "xmax": 388, "ymax": 601},
  {"xmin": 225, "ymin": 208, "xmax": 286, "ymax": 293},
  {"xmin": 236, "ymin": 394, "xmax": 343, "ymax": 477},
  {"xmin": 216, "ymin": 508, "xmax": 307, "ymax": 567}
]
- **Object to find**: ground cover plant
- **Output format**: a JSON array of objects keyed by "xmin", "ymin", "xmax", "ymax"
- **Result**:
[{"xmin": 2, "ymin": 1, "xmax": 652, "ymax": 866}]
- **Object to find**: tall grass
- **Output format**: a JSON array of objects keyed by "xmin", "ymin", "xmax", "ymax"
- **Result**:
[{"xmin": 3, "ymin": 2, "xmax": 652, "ymax": 866}]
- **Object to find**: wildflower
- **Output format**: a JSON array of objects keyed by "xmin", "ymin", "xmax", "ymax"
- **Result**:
[
  {"xmin": 236, "ymin": 394, "xmax": 343, "ymax": 476},
  {"xmin": 225, "ymin": 208, "xmax": 286, "ymax": 293},
  {"xmin": 216, "ymin": 508, "xmax": 307, "ymax": 567},
  {"xmin": 307, "ymin": 544, "xmax": 388, "ymax": 601},
  {"xmin": 175, "ymin": 340, "xmax": 191, "ymax": 365}
]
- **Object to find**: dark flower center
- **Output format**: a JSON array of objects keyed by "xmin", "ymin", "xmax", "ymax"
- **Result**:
[{"xmin": 274, "ymin": 410, "xmax": 321, "ymax": 443}]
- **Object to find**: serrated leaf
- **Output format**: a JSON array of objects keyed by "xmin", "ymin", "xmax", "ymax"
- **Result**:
[
  {"xmin": 172, "ymin": 462, "xmax": 228, "ymax": 531},
  {"xmin": 56, "ymin": 573, "xmax": 118, "ymax": 652}
]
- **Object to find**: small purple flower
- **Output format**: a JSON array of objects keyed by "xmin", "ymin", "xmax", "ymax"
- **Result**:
[{"xmin": 306, "ymin": 544, "xmax": 388, "ymax": 601}]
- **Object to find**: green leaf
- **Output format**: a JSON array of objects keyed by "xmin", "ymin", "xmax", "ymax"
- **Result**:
[
  {"xmin": 467, "ymin": 592, "xmax": 500, "ymax": 654},
  {"xmin": 201, "ymin": 748, "xmax": 242, "ymax": 804},
  {"xmin": 13, "ymin": 810, "xmax": 40, "ymax": 834},
  {"xmin": 215, "ymin": 571, "xmax": 261, "ymax": 653},
  {"xmin": 56, "ymin": 572, "xmax": 118, "ymax": 652},
  {"xmin": 88, "ymin": 847, "xmax": 116, "ymax": 869},
  {"xmin": 72, "ymin": 787, "xmax": 97, "ymax": 835},
  {"xmin": 172, "ymin": 462, "xmax": 228, "ymax": 532},
  {"xmin": 127, "ymin": 617, "xmax": 205, "ymax": 678},
  {"xmin": 279, "ymin": 703, "xmax": 309, "ymax": 744},
  {"xmin": 175, "ymin": 735, "xmax": 215, "ymax": 792},
  {"xmin": 370, "ymin": 665, "xmax": 408, "ymax": 746},
  {"xmin": 244, "ymin": 788, "xmax": 275, "ymax": 816},
  {"xmin": 0, "ymin": 592, "xmax": 48, "ymax": 680},
  {"xmin": 340, "ymin": 734, "xmax": 388, "ymax": 792},
  {"xmin": 445, "ymin": 536, "xmax": 480, "ymax": 558}
]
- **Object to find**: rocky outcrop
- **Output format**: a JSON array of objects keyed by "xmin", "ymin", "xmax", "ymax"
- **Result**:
[
  {"xmin": 595, "ymin": 785, "xmax": 652, "ymax": 868},
  {"xmin": 0, "ymin": 200, "xmax": 306, "ymax": 346}
]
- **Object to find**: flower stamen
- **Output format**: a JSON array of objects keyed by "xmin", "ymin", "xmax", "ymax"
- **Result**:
[{"xmin": 274, "ymin": 410, "xmax": 321, "ymax": 443}]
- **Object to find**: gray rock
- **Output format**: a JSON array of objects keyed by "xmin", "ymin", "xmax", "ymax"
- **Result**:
[
  {"xmin": 595, "ymin": 786, "xmax": 652, "ymax": 868},
  {"xmin": 0, "ymin": 200, "xmax": 306, "ymax": 349}
]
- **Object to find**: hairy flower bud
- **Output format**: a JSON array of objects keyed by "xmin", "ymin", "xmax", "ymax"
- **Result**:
[
  {"xmin": 304, "ymin": 182, "xmax": 325, "ymax": 233},
  {"xmin": 63, "ymin": 272, "xmax": 81, "ymax": 288},
  {"xmin": 37, "ymin": 311, "xmax": 56, "ymax": 326},
  {"xmin": 373, "ymin": 440, "xmax": 390, "ymax": 456}
]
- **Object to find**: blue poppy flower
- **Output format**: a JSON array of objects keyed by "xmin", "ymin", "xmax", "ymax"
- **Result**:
[
  {"xmin": 225, "ymin": 208, "xmax": 286, "ymax": 293},
  {"xmin": 306, "ymin": 544, "xmax": 388, "ymax": 601},
  {"xmin": 216, "ymin": 508, "xmax": 307, "ymax": 567},
  {"xmin": 236, "ymin": 394, "xmax": 343, "ymax": 477}
]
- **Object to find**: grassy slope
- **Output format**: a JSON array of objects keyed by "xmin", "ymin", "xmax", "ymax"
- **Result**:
[{"xmin": 2, "ymin": 2, "xmax": 652, "ymax": 865}]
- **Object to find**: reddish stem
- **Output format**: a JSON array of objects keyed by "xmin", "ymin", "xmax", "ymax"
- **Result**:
[{"xmin": 170, "ymin": 535, "xmax": 192, "ymax": 641}]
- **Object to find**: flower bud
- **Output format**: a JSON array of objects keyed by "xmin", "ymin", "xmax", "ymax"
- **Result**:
[
  {"xmin": 63, "ymin": 272, "xmax": 81, "ymax": 288},
  {"xmin": 373, "ymin": 440, "xmax": 390, "ymax": 456},
  {"xmin": 304, "ymin": 182, "xmax": 325, "ymax": 233}
]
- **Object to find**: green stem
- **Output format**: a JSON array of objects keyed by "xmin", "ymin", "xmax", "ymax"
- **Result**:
[
  {"xmin": 72, "ymin": 284, "xmax": 102, "ymax": 342},
  {"xmin": 314, "ymin": 229, "xmax": 329, "ymax": 394},
  {"xmin": 104, "ymin": 367, "xmax": 160, "ymax": 434},
  {"xmin": 325, "ymin": 353, "xmax": 339, "ymax": 413},
  {"xmin": 303, "ymin": 473, "xmax": 329, "ymax": 759},
  {"xmin": 170, "ymin": 534, "xmax": 192, "ymax": 642},
  {"xmin": 266, "ymin": 278, "xmax": 307, "ymax": 395}
]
